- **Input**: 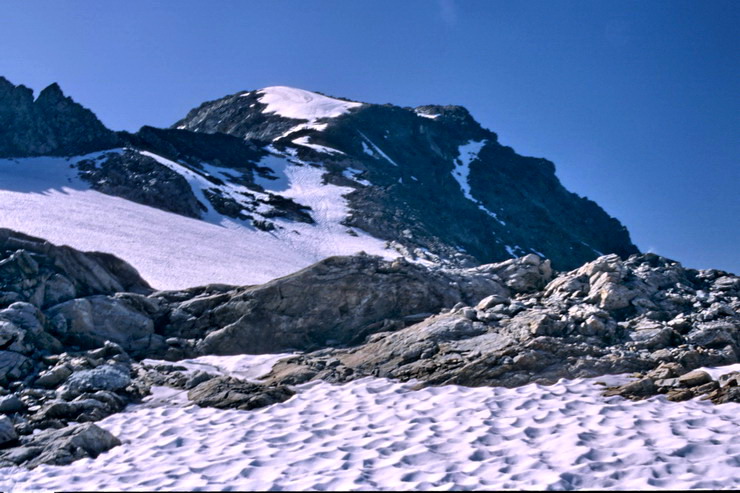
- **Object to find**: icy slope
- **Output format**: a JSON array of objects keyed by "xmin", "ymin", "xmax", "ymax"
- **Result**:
[
  {"xmin": 0, "ymin": 154, "xmax": 395, "ymax": 290},
  {"xmin": 2, "ymin": 357, "xmax": 739, "ymax": 491}
]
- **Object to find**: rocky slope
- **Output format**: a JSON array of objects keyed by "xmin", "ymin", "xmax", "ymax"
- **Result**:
[
  {"xmin": 0, "ymin": 230, "xmax": 736, "ymax": 469},
  {"xmin": 0, "ymin": 78, "xmax": 637, "ymax": 270}
]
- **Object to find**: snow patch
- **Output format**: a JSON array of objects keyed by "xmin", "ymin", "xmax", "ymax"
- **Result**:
[
  {"xmin": 258, "ymin": 86, "xmax": 361, "ymax": 122},
  {"xmin": 252, "ymin": 153, "xmax": 394, "ymax": 262},
  {"xmin": 530, "ymin": 248, "xmax": 546, "ymax": 257},
  {"xmin": 415, "ymin": 110, "xmax": 439, "ymax": 119},
  {"xmin": 291, "ymin": 136, "xmax": 345, "ymax": 155},
  {"xmin": 451, "ymin": 140, "xmax": 505, "ymax": 226},
  {"xmin": 142, "ymin": 354, "xmax": 295, "ymax": 383},
  {"xmin": 342, "ymin": 168, "xmax": 372, "ymax": 187},
  {"xmin": 505, "ymin": 245, "xmax": 524, "ymax": 258},
  {"xmin": 581, "ymin": 241, "xmax": 605, "ymax": 256},
  {"xmin": 358, "ymin": 131, "xmax": 399, "ymax": 167}
]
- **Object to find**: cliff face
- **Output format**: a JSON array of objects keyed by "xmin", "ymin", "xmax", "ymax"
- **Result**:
[{"xmin": 0, "ymin": 78, "xmax": 120, "ymax": 158}]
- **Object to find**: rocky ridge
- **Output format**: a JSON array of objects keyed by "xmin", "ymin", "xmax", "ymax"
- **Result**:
[
  {"xmin": 0, "ymin": 77, "xmax": 120, "ymax": 158},
  {"xmin": 0, "ymin": 230, "xmax": 737, "ymax": 469}
]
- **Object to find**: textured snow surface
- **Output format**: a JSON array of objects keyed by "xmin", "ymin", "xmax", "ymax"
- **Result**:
[
  {"xmin": 0, "ymin": 155, "xmax": 394, "ymax": 290},
  {"xmin": 257, "ymin": 86, "xmax": 362, "ymax": 122},
  {"xmin": 2, "ymin": 358, "xmax": 740, "ymax": 491}
]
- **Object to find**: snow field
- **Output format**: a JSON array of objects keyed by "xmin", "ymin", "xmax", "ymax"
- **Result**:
[
  {"xmin": 2, "ymin": 359, "xmax": 740, "ymax": 491},
  {"xmin": 0, "ymin": 154, "xmax": 394, "ymax": 291}
]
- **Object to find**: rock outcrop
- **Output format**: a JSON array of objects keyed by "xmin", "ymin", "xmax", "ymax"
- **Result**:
[
  {"xmin": 155, "ymin": 253, "xmax": 521, "ymax": 356},
  {"xmin": 187, "ymin": 376, "xmax": 294, "ymax": 411},
  {"xmin": 0, "ymin": 228, "xmax": 152, "ymax": 309},
  {"xmin": 0, "ymin": 77, "xmax": 120, "ymax": 158},
  {"xmin": 604, "ymin": 365, "xmax": 740, "ymax": 405},
  {"xmin": 0, "ymin": 422, "xmax": 120, "ymax": 469},
  {"xmin": 262, "ymin": 253, "xmax": 739, "ymax": 389},
  {"xmin": 76, "ymin": 150, "xmax": 205, "ymax": 218}
]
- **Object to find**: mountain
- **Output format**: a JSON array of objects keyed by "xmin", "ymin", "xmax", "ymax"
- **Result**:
[
  {"xmin": 171, "ymin": 86, "xmax": 638, "ymax": 270},
  {"xmin": 0, "ymin": 80, "xmax": 637, "ymax": 289},
  {"xmin": 0, "ymin": 77, "xmax": 120, "ymax": 157}
]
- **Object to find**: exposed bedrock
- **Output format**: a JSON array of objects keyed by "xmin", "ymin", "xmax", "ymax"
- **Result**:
[
  {"xmin": 262, "ymin": 253, "xmax": 739, "ymax": 389},
  {"xmin": 155, "ymin": 253, "xmax": 551, "ymax": 356}
]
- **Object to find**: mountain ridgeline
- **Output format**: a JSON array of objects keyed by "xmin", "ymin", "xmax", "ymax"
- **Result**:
[{"xmin": 0, "ymin": 78, "xmax": 638, "ymax": 270}]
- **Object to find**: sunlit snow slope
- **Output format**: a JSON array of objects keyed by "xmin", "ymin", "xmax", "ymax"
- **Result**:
[{"xmin": 0, "ymin": 153, "xmax": 395, "ymax": 290}]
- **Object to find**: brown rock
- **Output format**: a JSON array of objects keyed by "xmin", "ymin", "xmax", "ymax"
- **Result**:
[{"xmin": 678, "ymin": 370, "xmax": 712, "ymax": 388}]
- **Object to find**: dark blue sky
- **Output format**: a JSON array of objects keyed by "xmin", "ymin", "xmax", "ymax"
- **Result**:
[{"xmin": 2, "ymin": 1, "xmax": 738, "ymax": 273}]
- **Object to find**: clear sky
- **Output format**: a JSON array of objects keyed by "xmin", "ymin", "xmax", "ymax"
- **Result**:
[{"xmin": 1, "ymin": 1, "xmax": 738, "ymax": 273}]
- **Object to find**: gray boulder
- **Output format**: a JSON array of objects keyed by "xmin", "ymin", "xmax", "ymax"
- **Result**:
[
  {"xmin": 0, "ymin": 350, "xmax": 34, "ymax": 386},
  {"xmin": 0, "ymin": 423, "xmax": 120, "ymax": 469},
  {"xmin": 47, "ymin": 295, "xmax": 163, "ymax": 356},
  {"xmin": 472, "ymin": 254, "xmax": 553, "ymax": 293},
  {"xmin": 169, "ymin": 254, "xmax": 507, "ymax": 355},
  {"xmin": 34, "ymin": 363, "xmax": 74, "ymax": 388},
  {"xmin": 58, "ymin": 364, "xmax": 131, "ymax": 400},
  {"xmin": 0, "ymin": 395, "xmax": 25, "ymax": 414},
  {"xmin": 187, "ymin": 376, "xmax": 294, "ymax": 411},
  {"xmin": 0, "ymin": 415, "xmax": 18, "ymax": 445}
]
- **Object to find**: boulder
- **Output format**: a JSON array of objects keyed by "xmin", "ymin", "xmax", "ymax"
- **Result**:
[
  {"xmin": 34, "ymin": 363, "xmax": 74, "ymax": 388},
  {"xmin": 0, "ymin": 350, "xmax": 34, "ymax": 386},
  {"xmin": 184, "ymin": 254, "xmax": 506, "ymax": 355},
  {"xmin": 0, "ymin": 415, "xmax": 18, "ymax": 445},
  {"xmin": 473, "ymin": 254, "xmax": 553, "ymax": 293},
  {"xmin": 0, "ymin": 395, "xmax": 25, "ymax": 414},
  {"xmin": 187, "ymin": 376, "xmax": 294, "ymax": 411},
  {"xmin": 678, "ymin": 370, "xmax": 712, "ymax": 388},
  {"xmin": 0, "ymin": 423, "xmax": 120, "ymax": 469},
  {"xmin": 58, "ymin": 364, "xmax": 131, "ymax": 400},
  {"xmin": 603, "ymin": 378, "xmax": 657, "ymax": 400},
  {"xmin": 47, "ymin": 296, "xmax": 162, "ymax": 356}
]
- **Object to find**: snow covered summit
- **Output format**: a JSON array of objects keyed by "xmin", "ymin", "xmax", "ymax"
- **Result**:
[{"xmin": 254, "ymin": 85, "xmax": 363, "ymax": 121}]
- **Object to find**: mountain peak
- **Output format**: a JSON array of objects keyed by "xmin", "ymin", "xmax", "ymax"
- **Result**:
[
  {"xmin": 35, "ymin": 82, "xmax": 68, "ymax": 106},
  {"xmin": 0, "ymin": 77, "xmax": 120, "ymax": 158}
]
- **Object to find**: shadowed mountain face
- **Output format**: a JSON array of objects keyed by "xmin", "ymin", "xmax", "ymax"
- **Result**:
[
  {"xmin": 0, "ymin": 78, "xmax": 120, "ymax": 158},
  {"xmin": 0, "ymin": 80, "xmax": 638, "ymax": 270}
]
